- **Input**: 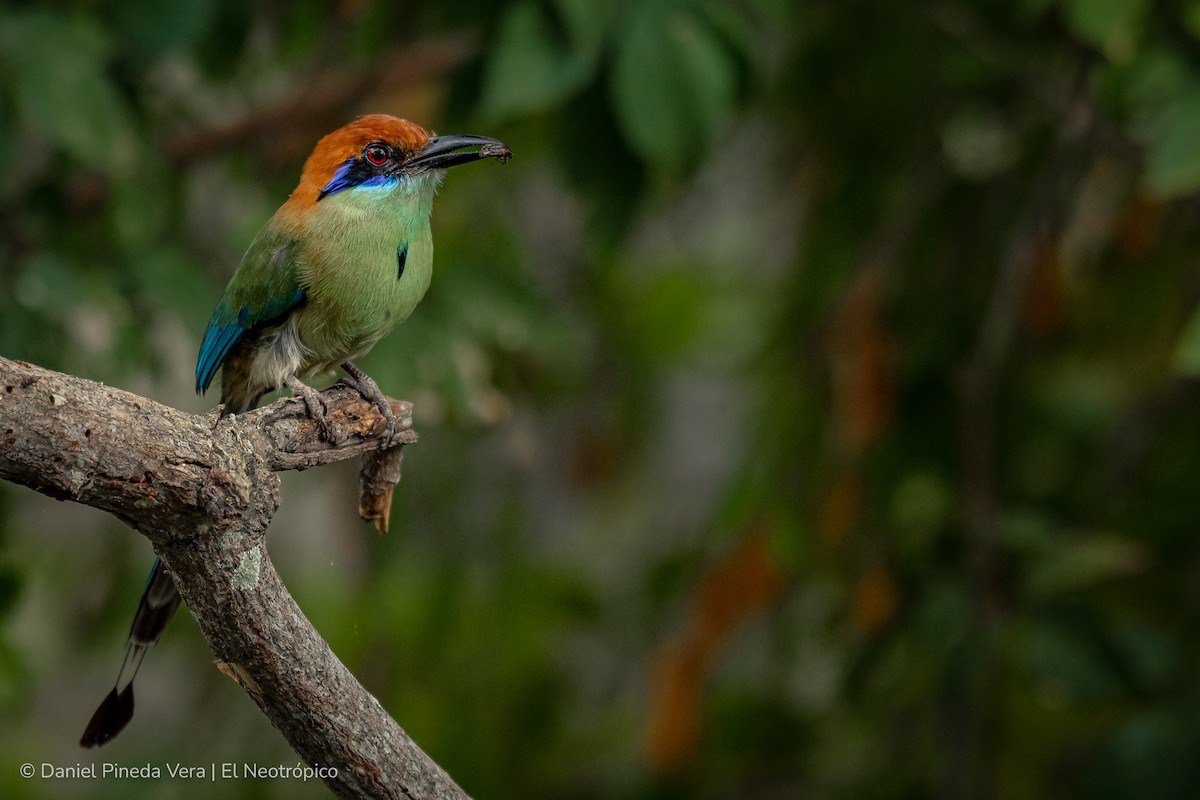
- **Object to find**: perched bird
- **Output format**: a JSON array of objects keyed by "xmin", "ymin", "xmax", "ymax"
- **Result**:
[{"xmin": 80, "ymin": 114, "xmax": 511, "ymax": 747}]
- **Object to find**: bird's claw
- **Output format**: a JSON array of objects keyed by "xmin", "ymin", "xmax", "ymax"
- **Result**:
[
  {"xmin": 340, "ymin": 362, "xmax": 397, "ymax": 447},
  {"xmin": 312, "ymin": 410, "xmax": 335, "ymax": 443},
  {"xmin": 284, "ymin": 376, "xmax": 336, "ymax": 442},
  {"xmin": 378, "ymin": 405, "xmax": 397, "ymax": 448}
]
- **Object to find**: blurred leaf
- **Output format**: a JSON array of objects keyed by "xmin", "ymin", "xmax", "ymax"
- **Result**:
[
  {"xmin": 1115, "ymin": 47, "xmax": 1193, "ymax": 117},
  {"xmin": 1140, "ymin": 89, "xmax": 1200, "ymax": 197},
  {"xmin": 1107, "ymin": 43, "xmax": 1200, "ymax": 195},
  {"xmin": 645, "ymin": 525, "xmax": 785, "ymax": 772},
  {"xmin": 610, "ymin": 1, "xmax": 737, "ymax": 167},
  {"xmin": 646, "ymin": 638, "xmax": 706, "ymax": 773},
  {"xmin": 1188, "ymin": 1, "xmax": 1200, "ymax": 39},
  {"xmin": 1064, "ymin": 0, "xmax": 1148, "ymax": 62},
  {"xmin": 827, "ymin": 266, "xmax": 894, "ymax": 456},
  {"xmin": 693, "ymin": 0, "xmax": 757, "ymax": 65},
  {"xmin": 482, "ymin": 0, "xmax": 597, "ymax": 120},
  {"xmin": 551, "ymin": 0, "xmax": 615, "ymax": 56},
  {"xmin": 1025, "ymin": 532, "xmax": 1147, "ymax": 600}
]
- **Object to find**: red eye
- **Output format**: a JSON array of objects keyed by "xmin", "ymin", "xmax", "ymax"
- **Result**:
[{"xmin": 365, "ymin": 144, "xmax": 390, "ymax": 166}]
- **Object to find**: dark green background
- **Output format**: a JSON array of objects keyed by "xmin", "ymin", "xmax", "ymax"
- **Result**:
[{"xmin": 4, "ymin": 0, "xmax": 1200, "ymax": 797}]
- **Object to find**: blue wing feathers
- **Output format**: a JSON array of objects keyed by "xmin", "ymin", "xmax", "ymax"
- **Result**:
[
  {"xmin": 195, "ymin": 317, "xmax": 242, "ymax": 393},
  {"xmin": 194, "ymin": 287, "xmax": 306, "ymax": 394},
  {"xmin": 264, "ymin": 288, "xmax": 306, "ymax": 321}
]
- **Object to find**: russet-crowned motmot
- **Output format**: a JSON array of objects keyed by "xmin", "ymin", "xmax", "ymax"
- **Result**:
[{"xmin": 80, "ymin": 114, "xmax": 510, "ymax": 747}]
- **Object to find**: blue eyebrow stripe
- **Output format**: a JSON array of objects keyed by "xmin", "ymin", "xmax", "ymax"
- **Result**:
[
  {"xmin": 318, "ymin": 158, "xmax": 358, "ymax": 200},
  {"xmin": 318, "ymin": 158, "xmax": 400, "ymax": 200}
]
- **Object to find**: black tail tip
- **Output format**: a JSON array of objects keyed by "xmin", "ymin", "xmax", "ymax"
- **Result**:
[{"xmin": 79, "ymin": 685, "xmax": 134, "ymax": 748}]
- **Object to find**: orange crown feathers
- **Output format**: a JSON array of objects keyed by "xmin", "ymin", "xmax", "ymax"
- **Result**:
[{"xmin": 286, "ymin": 115, "xmax": 433, "ymax": 211}]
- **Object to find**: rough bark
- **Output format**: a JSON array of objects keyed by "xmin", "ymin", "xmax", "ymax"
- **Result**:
[{"xmin": 0, "ymin": 355, "xmax": 468, "ymax": 800}]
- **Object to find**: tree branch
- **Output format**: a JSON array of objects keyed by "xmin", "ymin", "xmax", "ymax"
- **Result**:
[{"xmin": 0, "ymin": 356, "xmax": 468, "ymax": 800}]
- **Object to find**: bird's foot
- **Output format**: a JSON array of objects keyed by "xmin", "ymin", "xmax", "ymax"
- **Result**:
[
  {"xmin": 340, "ymin": 361, "xmax": 396, "ymax": 446},
  {"xmin": 283, "ymin": 375, "xmax": 335, "ymax": 442}
]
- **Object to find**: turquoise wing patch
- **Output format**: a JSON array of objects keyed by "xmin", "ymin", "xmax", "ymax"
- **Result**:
[{"xmin": 194, "ymin": 232, "xmax": 305, "ymax": 394}]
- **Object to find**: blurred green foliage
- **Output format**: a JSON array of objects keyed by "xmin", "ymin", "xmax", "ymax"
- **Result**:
[{"xmin": 7, "ymin": 0, "xmax": 1200, "ymax": 798}]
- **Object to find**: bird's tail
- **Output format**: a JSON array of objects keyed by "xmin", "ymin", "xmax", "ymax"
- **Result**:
[
  {"xmin": 80, "ymin": 557, "xmax": 182, "ymax": 747},
  {"xmin": 217, "ymin": 342, "xmax": 268, "ymax": 416}
]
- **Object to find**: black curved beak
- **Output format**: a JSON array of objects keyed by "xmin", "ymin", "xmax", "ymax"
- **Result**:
[{"xmin": 409, "ymin": 134, "xmax": 511, "ymax": 172}]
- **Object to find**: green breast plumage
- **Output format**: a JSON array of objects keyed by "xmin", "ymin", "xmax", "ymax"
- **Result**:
[{"xmin": 290, "ymin": 179, "xmax": 437, "ymax": 373}]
